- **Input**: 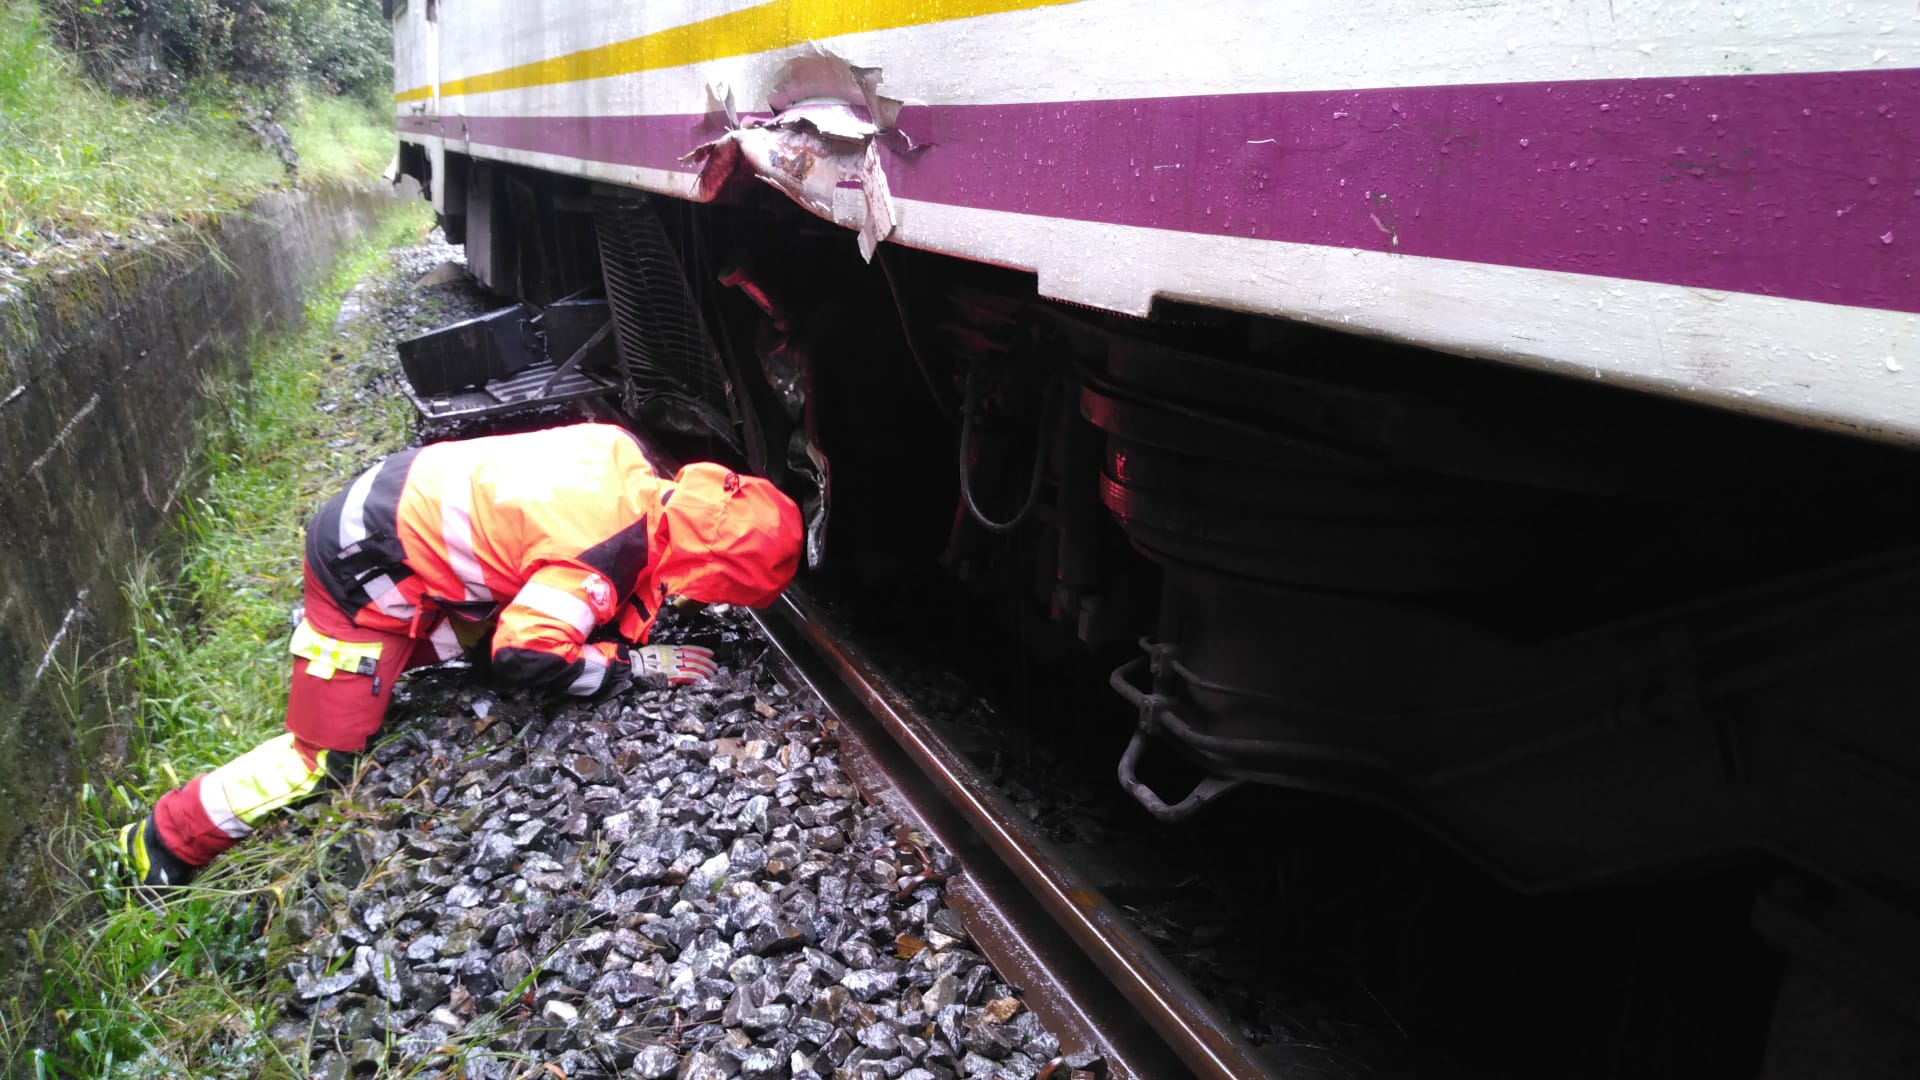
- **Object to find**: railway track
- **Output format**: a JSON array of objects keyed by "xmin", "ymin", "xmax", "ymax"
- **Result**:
[{"xmin": 753, "ymin": 588, "xmax": 1276, "ymax": 1080}]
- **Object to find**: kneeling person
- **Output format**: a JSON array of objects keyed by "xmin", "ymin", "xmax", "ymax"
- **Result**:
[{"xmin": 122, "ymin": 422, "xmax": 803, "ymax": 888}]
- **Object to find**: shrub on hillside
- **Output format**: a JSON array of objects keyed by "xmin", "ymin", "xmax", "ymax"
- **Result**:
[
  {"xmin": 43, "ymin": 0, "xmax": 388, "ymax": 108},
  {"xmin": 288, "ymin": 0, "xmax": 387, "ymax": 100}
]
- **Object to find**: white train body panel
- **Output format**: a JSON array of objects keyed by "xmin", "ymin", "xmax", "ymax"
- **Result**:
[{"xmin": 393, "ymin": 0, "xmax": 1920, "ymax": 442}]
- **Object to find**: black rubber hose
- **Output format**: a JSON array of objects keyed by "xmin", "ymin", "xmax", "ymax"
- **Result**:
[
  {"xmin": 876, "ymin": 245, "xmax": 960, "ymax": 427},
  {"xmin": 959, "ymin": 367, "xmax": 1049, "ymax": 533}
]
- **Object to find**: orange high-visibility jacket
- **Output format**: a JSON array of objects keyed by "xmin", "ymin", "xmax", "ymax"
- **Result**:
[{"xmin": 305, "ymin": 423, "xmax": 801, "ymax": 696}]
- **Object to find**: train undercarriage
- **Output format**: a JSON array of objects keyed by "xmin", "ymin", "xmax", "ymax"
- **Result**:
[{"xmin": 398, "ymin": 149, "xmax": 1920, "ymax": 1074}]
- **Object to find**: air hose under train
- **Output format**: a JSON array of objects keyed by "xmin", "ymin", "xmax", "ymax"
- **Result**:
[{"xmin": 959, "ymin": 367, "xmax": 1056, "ymax": 533}]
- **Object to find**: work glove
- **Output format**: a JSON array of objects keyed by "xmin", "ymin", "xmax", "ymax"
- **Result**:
[
  {"xmin": 630, "ymin": 643, "xmax": 718, "ymax": 687},
  {"xmin": 586, "ymin": 659, "xmax": 634, "ymax": 703}
]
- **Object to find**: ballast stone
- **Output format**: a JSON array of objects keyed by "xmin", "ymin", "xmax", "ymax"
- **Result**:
[
  {"xmin": 271, "ymin": 608, "xmax": 1065, "ymax": 1077},
  {"xmin": 634, "ymin": 1044, "xmax": 679, "ymax": 1078}
]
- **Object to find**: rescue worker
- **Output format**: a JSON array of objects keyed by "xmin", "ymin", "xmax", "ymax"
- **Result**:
[{"xmin": 120, "ymin": 422, "xmax": 803, "ymax": 889}]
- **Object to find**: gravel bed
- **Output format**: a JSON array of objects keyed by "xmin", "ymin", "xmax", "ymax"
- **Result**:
[
  {"xmin": 362, "ymin": 233, "xmax": 499, "ymax": 335},
  {"xmin": 269, "ymin": 608, "xmax": 1068, "ymax": 1080},
  {"xmin": 317, "ymin": 231, "xmax": 499, "ymax": 444}
]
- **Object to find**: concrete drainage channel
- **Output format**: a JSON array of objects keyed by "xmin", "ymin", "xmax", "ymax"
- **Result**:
[{"xmin": 0, "ymin": 180, "xmax": 402, "ymax": 973}]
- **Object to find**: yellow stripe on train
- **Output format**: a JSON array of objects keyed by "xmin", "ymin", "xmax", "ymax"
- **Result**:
[{"xmin": 393, "ymin": 0, "xmax": 1077, "ymax": 103}]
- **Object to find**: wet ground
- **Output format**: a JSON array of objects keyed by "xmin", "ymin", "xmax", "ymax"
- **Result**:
[
  {"xmin": 274, "ymin": 613, "xmax": 1065, "ymax": 1080},
  {"xmin": 255, "ymin": 243, "xmax": 1070, "ymax": 1080}
]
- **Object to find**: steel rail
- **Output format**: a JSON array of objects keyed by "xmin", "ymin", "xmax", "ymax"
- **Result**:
[{"xmin": 753, "ymin": 587, "xmax": 1278, "ymax": 1080}]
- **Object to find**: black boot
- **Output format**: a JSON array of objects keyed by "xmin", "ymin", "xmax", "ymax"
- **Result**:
[{"xmin": 118, "ymin": 814, "xmax": 197, "ymax": 891}]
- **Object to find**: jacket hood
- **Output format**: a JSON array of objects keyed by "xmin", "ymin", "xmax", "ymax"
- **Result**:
[{"xmin": 645, "ymin": 462, "xmax": 802, "ymax": 618}]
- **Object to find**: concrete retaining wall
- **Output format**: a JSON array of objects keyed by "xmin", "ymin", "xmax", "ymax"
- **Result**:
[{"xmin": 0, "ymin": 180, "xmax": 401, "ymax": 970}]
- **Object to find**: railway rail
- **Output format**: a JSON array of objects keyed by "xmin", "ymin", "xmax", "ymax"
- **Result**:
[{"xmin": 752, "ymin": 587, "xmax": 1276, "ymax": 1080}]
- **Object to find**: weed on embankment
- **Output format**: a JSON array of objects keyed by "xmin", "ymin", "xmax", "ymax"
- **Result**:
[
  {"xmin": 0, "ymin": 0, "xmax": 391, "ymax": 261},
  {"xmin": 0, "ymin": 202, "xmax": 429, "ymax": 1080}
]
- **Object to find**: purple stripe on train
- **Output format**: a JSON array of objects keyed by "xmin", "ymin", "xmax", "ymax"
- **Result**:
[
  {"xmin": 397, "ymin": 67, "xmax": 1920, "ymax": 313},
  {"xmin": 397, "ymin": 113, "xmax": 719, "ymax": 163}
]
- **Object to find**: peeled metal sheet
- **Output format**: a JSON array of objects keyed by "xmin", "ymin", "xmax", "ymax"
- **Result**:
[{"xmin": 685, "ymin": 48, "xmax": 906, "ymax": 262}]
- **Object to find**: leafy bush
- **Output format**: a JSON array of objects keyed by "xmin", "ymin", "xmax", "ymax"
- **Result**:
[
  {"xmin": 42, "ymin": 0, "xmax": 390, "ymax": 109},
  {"xmin": 0, "ymin": 1, "xmax": 392, "ymax": 254},
  {"xmin": 287, "ymin": 0, "xmax": 388, "ymax": 103}
]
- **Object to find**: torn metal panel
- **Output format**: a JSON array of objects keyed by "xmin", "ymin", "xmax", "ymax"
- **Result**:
[
  {"xmin": 767, "ymin": 48, "xmax": 902, "ymax": 132},
  {"xmin": 853, "ymin": 141, "xmax": 897, "ymax": 262},
  {"xmin": 705, "ymin": 81, "xmax": 740, "ymax": 130},
  {"xmin": 684, "ymin": 48, "xmax": 910, "ymax": 262},
  {"xmin": 767, "ymin": 347, "xmax": 832, "ymax": 572}
]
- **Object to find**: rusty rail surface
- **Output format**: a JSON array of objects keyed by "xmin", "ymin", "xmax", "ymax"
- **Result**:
[{"xmin": 753, "ymin": 588, "xmax": 1278, "ymax": 1080}]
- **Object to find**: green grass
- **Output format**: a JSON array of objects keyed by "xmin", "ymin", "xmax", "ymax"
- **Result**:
[
  {"xmin": 287, "ymin": 93, "xmax": 396, "ymax": 184},
  {"xmin": 0, "ymin": 202, "xmax": 428, "ymax": 1080},
  {"xmin": 0, "ymin": 0, "xmax": 393, "ymax": 255}
]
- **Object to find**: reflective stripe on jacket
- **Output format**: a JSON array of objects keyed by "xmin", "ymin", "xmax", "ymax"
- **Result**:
[
  {"xmin": 304, "ymin": 422, "xmax": 804, "ymax": 697},
  {"xmin": 306, "ymin": 423, "xmax": 663, "ymax": 695}
]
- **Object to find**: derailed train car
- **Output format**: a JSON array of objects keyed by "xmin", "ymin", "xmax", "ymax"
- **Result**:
[{"xmin": 388, "ymin": 0, "xmax": 1920, "ymax": 1068}]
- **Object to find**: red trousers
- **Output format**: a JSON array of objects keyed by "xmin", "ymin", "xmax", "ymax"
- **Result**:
[
  {"xmin": 153, "ymin": 563, "xmax": 443, "ymax": 866},
  {"xmin": 284, "ymin": 562, "xmax": 442, "ymax": 752}
]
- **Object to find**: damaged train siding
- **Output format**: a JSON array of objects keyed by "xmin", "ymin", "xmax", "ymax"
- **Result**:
[
  {"xmin": 391, "ymin": 0, "xmax": 1920, "ymax": 443},
  {"xmin": 686, "ymin": 48, "xmax": 905, "ymax": 263}
]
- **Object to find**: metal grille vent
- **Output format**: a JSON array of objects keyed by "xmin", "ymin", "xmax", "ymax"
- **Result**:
[{"xmin": 593, "ymin": 196, "xmax": 739, "ymax": 445}]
